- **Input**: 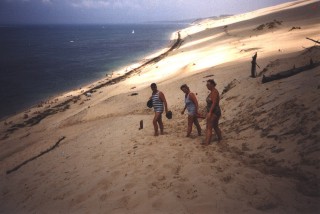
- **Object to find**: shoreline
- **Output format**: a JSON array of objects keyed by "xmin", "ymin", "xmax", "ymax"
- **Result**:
[
  {"xmin": 1, "ymin": 31, "xmax": 183, "ymax": 138},
  {"xmin": 0, "ymin": 23, "xmax": 186, "ymax": 122}
]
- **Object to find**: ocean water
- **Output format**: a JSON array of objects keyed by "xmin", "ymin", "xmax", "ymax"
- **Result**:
[{"xmin": 0, "ymin": 23, "xmax": 186, "ymax": 119}]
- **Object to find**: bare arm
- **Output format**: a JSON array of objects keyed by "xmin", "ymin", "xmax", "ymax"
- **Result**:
[
  {"xmin": 181, "ymin": 105, "xmax": 187, "ymax": 114},
  {"xmin": 159, "ymin": 92, "xmax": 168, "ymax": 113}
]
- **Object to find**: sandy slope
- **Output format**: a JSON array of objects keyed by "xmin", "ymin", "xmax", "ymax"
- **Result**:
[{"xmin": 0, "ymin": 0, "xmax": 319, "ymax": 213}]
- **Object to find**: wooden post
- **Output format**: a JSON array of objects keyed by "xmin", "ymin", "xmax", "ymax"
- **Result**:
[
  {"xmin": 139, "ymin": 120, "xmax": 143, "ymax": 130},
  {"xmin": 251, "ymin": 52, "xmax": 257, "ymax": 78},
  {"xmin": 310, "ymin": 58, "xmax": 314, "ymax": 65}
]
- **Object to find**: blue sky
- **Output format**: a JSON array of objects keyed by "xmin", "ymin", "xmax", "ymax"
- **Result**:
[{"xmin": 0, "ymin": 0, "xmax": 295, "ymax": 24}]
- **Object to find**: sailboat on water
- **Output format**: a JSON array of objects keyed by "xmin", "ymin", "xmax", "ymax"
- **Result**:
[{"xmin": 132, "ymin": 30, "xmax": 135, "ymax": 34}]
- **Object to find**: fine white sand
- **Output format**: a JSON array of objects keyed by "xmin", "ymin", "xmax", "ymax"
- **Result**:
[{"xmin": 1, "ymin": 0, "xmax": 319, "ymax": 213}]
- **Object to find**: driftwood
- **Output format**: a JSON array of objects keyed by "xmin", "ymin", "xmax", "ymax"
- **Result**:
[
  {"xmin": 306, "ymin": 37, "xmax": 320, "ymax": 45},
  {"xmin": 6, "ymin": 136, "xmax": 66, "ymax": 174},
  {"xmin": 262, "ymin": 60, "xmax": 320, "ymax": 83}
]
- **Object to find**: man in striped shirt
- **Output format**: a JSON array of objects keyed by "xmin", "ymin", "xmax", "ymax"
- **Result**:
[{"xmin": 150, "ymin": 83, "xmax": 168, "ymax": 136}]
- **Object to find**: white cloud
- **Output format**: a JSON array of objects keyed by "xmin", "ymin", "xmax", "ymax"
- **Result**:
[
  {"xmin": 42, "ymin": 0, "xmax": 52, "ymax": 4},
  {"xmin": 69, "ymin": 0, "xmax": 164, "ymax": 9},
  {"xmin": 112, "ymin": 0, "xmax": 140, "ymax": 9},
  {"xmin": 70, "ymin": 0, "xmax": 111, "ymax": 8},
  {"xmin": 4, "ymin": 0, "xmax": 52, "ymax": 3},
  {"xmin": 4, "ymin": 0, "xmax": 30, "ymax": 2},
  {"xmin": 3, "ymin": 0, "xmax": 182, "ymax": 9}
]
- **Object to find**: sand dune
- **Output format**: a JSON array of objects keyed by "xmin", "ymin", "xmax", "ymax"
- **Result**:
[{"xmin": 1, "ymin": 0, "xmax": 319, "ymax": 213}]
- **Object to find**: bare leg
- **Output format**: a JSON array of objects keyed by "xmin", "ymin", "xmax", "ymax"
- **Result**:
[
  {"xmin": 153, "ymin": 112, "xmax": 161, "ymax": 136},
  {"xmin": 186, "ymin": 115, "xmax": 193, "ymax": 137},
  {"xmin": 213, "ymin": 116, "xmax": 222, "ymax": 142},
  {"xmin": 194, "ymin": 117, "xmax": 202, "ymax": 136},
  {"xmin": 158, "ymin": 114, "xmax": 164, "ymax": 135},
  {"xmin": 204, "ymin": 116, "xmax": 213, "ymax": 145}
]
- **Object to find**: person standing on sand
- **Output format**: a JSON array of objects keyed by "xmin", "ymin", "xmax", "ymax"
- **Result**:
[
  {"xmin": 180, "ymin": 84, "xmax": 202, "ymax": 137},
  {"xmin": 149, "ymin": 83, "xmax": 168, "ymax": 136},
  {"xmin": 204, "ymin": 79, "xmax": 222, "ymax": 145}
]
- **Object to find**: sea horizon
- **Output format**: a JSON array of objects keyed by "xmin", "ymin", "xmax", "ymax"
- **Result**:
[{"xmin": 0, "ymin": 21, "xmax": 192, "ymax": 27}]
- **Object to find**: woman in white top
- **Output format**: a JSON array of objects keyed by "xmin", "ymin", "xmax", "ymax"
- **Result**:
[{"xmin": 180, "ymin": 84, "xmax": 202, "ymax": 137}]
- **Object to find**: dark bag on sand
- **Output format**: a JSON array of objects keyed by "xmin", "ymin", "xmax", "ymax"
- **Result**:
[
  {"xmin": 166, "ymin": 111, "xmax": 173, "ymax": 119},
  {"xmin": 147, "ymin": 99, "xmax": 153, "ymax": 108}
]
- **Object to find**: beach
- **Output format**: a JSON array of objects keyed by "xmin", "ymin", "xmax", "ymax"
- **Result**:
[
  {"xmin": 0, "ymin": 0, "xmax": 319, "ymax": 213},
  {"xmin": 0, "ymin": 24, "xmax": 185, "ymax": 119}
]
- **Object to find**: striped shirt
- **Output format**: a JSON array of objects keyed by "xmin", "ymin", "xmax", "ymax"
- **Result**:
[{"xmin": 152, "ymin": 91, "xmax": 164, "ymax": 113}]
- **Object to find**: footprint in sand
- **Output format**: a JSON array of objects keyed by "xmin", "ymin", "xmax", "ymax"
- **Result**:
[
  {"xmin": 220, "ymin": 174, "xmax": 233, "ymax": 183},
  {"xmin": 176, "ymin": 184, "xmax": 198, "ymax": 200},
  {"xmin": 99, "ymin": 193, "xmax": 108, "ymax": 201}
]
